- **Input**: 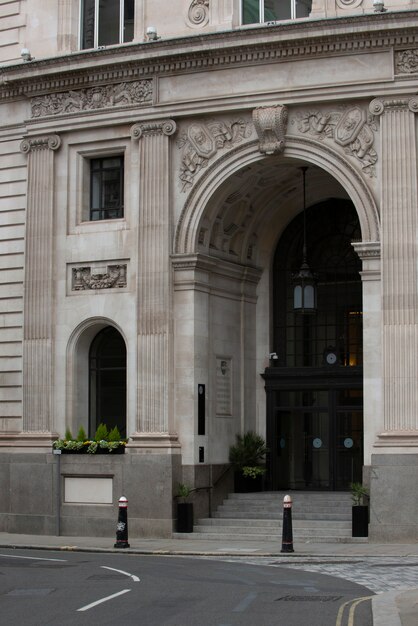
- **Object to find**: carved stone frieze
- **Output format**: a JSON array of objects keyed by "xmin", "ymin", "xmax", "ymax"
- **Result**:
[
  {"xmin": 177, "ymin": 119, "xmax": 252, "ymax": 191},
  {"xmin": 20, "ymin": 134, "xmax": 61, "ymax": 153},
  {"xmin": 72, "ymin": 264, "xmax": 127, "ymax": 291},
  {"xmin": 396, "ymin": 49, "xmax": 418, "ymax": 74},
  {"xmin": 31, "ymin": 80, "xmax": 153, "ymax": 118},
  {"xmin": 253, "ymin": 105, "xmax": 288, "ymax": 155},
  {"xmin": 188, "ymin": 0, "xmax": 210, "ymax": 26},
  {"xmin": 293, "ymin": 107, "xmax": 377, "ymax": 177},
  {"xmin": 131, "ymin": 119, "xmax": 176, "ymax": 140}
]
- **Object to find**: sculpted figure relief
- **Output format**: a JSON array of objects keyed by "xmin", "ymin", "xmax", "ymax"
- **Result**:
[
  {"xmin": 177, "ymin": 119, "xmax": 252, "ymax": 191},
  {"xmin": 31, "ymin": 80, "xmax": 153, "ymax": 118},
  {"xmin": 72, "ymin": 265, "xmax": 127, "ymax": 291},
  {"xmin": 396, "ymin": 49, "xmax": 418, "ymax": 74},
  {"xmin": 294, "ymin": 107, "xmax": 378, "ymax": 177}
]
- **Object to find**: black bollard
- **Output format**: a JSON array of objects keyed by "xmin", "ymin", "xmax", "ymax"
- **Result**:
[
  {"xmin": 114, "ymin": 496, "xmax": 130, "ymax": 548},
  {"xmin": 281, "ymin": 494, "xmax": 294, "ymax": 553}
]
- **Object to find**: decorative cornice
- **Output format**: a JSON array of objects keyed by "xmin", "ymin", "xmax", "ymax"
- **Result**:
[
  {"xmin": 31, "ymin": 80, "xmax": 153, "ymax": 119},
  {"xmin": 253, "ymin": 105, "xmax": 288, "ymax": 155},
  {"xmin": 131, "ymin": 119, "xmax": 177, "ymax": 140},
  {"xmin": 20, "ymin": 134, "xmax": 61, "ymax": 153},
  {"xmin": 369, "ymin": 96, "xmax": 418, "ymax": 115},
  {"xmin": 1, "ymin": 15, "xmax": 418, "ymax": 100}
]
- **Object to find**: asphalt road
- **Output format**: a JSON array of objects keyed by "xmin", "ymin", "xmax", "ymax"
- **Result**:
[{"xmin": 0, "ymin": 549, "xmax": 373, "ymax": 625}]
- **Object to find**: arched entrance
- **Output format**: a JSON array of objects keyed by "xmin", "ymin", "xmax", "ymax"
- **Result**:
[
  {"xmin": 264, "ymin": 198, "xmax": 363, "ymax": 490},
  {"xmin": 89, "ymin": 326, "xmax": 127, "ymax": 438}
]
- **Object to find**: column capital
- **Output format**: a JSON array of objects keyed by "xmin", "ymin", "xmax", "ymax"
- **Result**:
[
  {"xmin": 131, "ymin": 119, "xmax": 176, "ymax": 140},
  {"xmin": 20, "ymin": 134, "xmax": 61, "ymax": 154},
  {"xmin": 352, "ymin": 240, "xmax": 381, "ymax": 261},
  {"xmin": 369, "ymin": 97, "xmax": 418, "ymax": 116}
]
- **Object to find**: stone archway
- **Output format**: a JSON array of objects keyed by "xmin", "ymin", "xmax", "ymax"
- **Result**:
[
  {"xmin": 172, "ymin": 134, "xmax": 380, "ymax": 484},
  {"xmin": 66, "ymin": 318, "xmax": 128, "ymax": 438}
]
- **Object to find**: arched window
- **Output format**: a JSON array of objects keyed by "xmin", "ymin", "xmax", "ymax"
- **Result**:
[{"xmin": 89, "ymin": 326, "xmax": 127, "ymax": 438}]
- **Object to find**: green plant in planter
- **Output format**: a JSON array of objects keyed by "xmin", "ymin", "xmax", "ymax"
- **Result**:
[
  {"xmin": 242, "ymin": 466, "xmax": 266, "ymax": 479},
  {"xmin": 76, "ymin": 426, "xmax": 87, "ymax": 442},
  {"xmin": 94, "ymin": 423, "xmax": 109, "ymax": 442},
  {"xmin": 176, "ymin": 483, "xmax": 193, "ymax": 502},
  {"xmin": 350, "ymin": 482, "xmax": 369, "ymax": 506},
  {"xmin": 229, "ymin": 431, "xmax": 268, "ymax": 472}
]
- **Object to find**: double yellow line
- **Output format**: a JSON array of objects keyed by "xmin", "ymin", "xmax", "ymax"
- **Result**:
[{"xmin": 336, "ymin": 596, "xmax": 374, "ymax": 626}]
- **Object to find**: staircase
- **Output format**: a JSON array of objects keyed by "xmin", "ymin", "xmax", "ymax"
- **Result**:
[{"xmin": 174, "ymin": 491, "xmax": 365, "ymax": 542}]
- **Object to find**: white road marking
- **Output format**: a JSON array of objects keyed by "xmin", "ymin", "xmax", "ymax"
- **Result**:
[
  {"xmin": 77, "ymin": 589, "xmax": 131, "ymax": 612},
  {"xmin": 232, "ymin": 592, "xmax": 258, "ymax": 612},
  {"xmin": 101, "ymin": 565, "xmax": 140, "ymax": 582},
  {"xmin": 0, "ymin": 553, "xmax": 67, "ymax": 562}
]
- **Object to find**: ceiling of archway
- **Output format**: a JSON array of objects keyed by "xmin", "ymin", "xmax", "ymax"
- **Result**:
[{"xmin": 197, "ymin": 158, "xmax": 351, "ymax": 266}]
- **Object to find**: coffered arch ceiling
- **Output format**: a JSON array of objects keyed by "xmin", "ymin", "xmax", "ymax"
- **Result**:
[{"xmin": 196, "ymin": 157, "xmax": 352, "ymax": 266}]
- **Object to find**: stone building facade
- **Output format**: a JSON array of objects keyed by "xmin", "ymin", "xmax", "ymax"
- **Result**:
[{"xmin": 0, "ymin": 0, "xmax": 418, "ymax": 541}]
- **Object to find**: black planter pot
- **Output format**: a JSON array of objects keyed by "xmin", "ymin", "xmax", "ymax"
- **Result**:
[
  {"xmin": 234, "ymin": 471, "xmax": 263, "ymax": 493},
  {"xmin": 176, "ymin": 503, "xmax": 194, "ymax": 533},
  {"xmin": 352, "ymin": 505, "xmax": 369, "ymax": 537}
]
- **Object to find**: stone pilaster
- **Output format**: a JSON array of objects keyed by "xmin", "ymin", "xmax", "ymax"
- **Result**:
[
  {"xmin": 20, "ymin": 135, "xmax": 61, "ymax": 438},
  {"xmin": 369, "ymin": 97, "xmax": 418, "ymax": 444},
  {"xmin": 130, "ymin": 120, "xmax": 178, "ymax": 446}
]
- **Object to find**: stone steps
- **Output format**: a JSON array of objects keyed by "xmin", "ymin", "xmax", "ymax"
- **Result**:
[{"xmin": 174, "ymin": 490, "xmax": 361, "ymax": 543}]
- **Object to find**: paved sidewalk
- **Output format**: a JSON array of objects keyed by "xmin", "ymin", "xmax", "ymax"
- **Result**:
[{"xmin": 0, "ymin": 532, "xmax": 417, "ymax": 624}]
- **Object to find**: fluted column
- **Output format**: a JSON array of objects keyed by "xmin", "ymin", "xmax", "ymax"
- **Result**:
[
  {"xmin": 20, "ymin": 135, "xmax": 61, "ymax": 436},
  {"xmin": 369, "ymin": 97, "xmax": 418, "ymax": 443},
  {"xmin": 130, "ymin": 120, "xmax": 178, "ymax": 444}
]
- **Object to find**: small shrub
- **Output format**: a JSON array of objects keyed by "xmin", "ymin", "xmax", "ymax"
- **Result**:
[
  {"xmin": 76, "ymin": 426, "xmax": 87, "ymax": 442},
  {"xmin": 108, "ymin": 426, "xmax": 121, "ymax": 442},
  {"xmin": 94, "ymin": 423, "xmax": 109, "ymax": 442},
  {"xmin": 64, "ymin": 428, "xmax": 73, "ymax": 441}
]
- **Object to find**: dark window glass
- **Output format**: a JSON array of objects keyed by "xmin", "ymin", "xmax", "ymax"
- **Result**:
[
  {"xmin": 124, "ymin": 0, "xmax": 135, "ymax": 42},
  {"xmin": 82, "ymin": 0, "xmax": 95, "ymax": 49},
  {"xmin": 273, "ymin": 200, "xmax": 362, "ymax": 368},
  {"xmin": 90, "ymin": 156, "xmax": 124, "ymax": 221},
  {"xmin": 242, "ymin": 0, "xmax": 311, "ymax": 23},
  {"xmin": 98, "ymin": 0, "xmax": 120, "ymax": 47},
  {"xmin": 89, "ymin": 327, "xmax": 127, "ymax": 438}
]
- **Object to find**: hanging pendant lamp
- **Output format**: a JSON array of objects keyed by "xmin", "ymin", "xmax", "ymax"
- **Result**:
[{"xmin": 293, "ymin": 167, "xmax": 317, "ymax": 314}]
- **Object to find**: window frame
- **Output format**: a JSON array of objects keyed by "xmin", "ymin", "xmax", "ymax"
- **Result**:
[
  {"xmin": 241, "ymin": 0, "xmax": 306, "ymax": 24},
  {"xmin": 80, "ymin": 0, "xmax": 134, "ymax": 50},
  {"xmin": 89, "ymin": 155, "xmax": 125, "ymax": 222}
]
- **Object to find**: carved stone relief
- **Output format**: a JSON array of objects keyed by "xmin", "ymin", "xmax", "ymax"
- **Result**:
[
  {"xmin": 395, "ymin": 50, "xmax": 418, "ymax": 74},
  {"xmin": 336, "ymin": 0, "xmax": 363, "ymax": 8},
  {"xmin": 177, "ymin": 119, "xmax": 252, "ymax": 191},
  {"xmin": 31, "ymin": 80, "xmax": 153, "ymax": 118},
  {"xmin": 253, "ymin": 104, "xmax": 288, "ymax": 155},
  {"xmin": 72, "ymin": 264, "xmax": 127, "ymax": 291},
  {"xmin": 293, "ymin": 106, "xmax": 378, "ymax": 177},
  {"xmin": 187, "ymin": 0, "xmax": 210, "ymax": 26}
]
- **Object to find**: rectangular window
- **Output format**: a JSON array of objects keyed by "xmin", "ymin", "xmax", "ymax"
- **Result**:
[
  {"xmin": 81, "ymin": 0, "xmax": 134, "ymax": 50},
  {"xmin": 90, "ymin": 156, "xmax": 124, "ymax": 221},
  {"xmin": 242, "ymin": 0, "xmax": 311, "ymax": 24}
]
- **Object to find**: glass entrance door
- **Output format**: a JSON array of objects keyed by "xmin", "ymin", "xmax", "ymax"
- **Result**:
[{"xmin": 271, "ymin": 388, "xmax": 363, "ymax": 490}]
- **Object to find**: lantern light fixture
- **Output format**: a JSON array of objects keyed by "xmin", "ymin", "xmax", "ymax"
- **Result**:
[{"xmin": 293, "ymin": 166, "xmax": 317, "ymax": 315}]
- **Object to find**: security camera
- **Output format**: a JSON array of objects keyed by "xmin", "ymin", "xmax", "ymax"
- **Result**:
[
  {"xmin": 21, "ymin": 48, "xmax": 34, "ymax": 62},
  {"xmin": 146, "ymin": 26, "xmax": 160, "ymax": 41},
  {"xmin": 269, "ymin": 352, "xmax": 278, "ymax": 360}
]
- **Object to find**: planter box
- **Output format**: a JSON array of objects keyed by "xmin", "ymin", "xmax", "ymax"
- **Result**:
[
  {"xmin": 234, "ymin": 472, "xmax": 263, "ymax": 493},
  {"xmin": 352, "ymin": 505, "xmax": 369, "ymax": 537},
  {"xmin": 176, "ymin": 503, "xmax": 194, "ymax": 533}
]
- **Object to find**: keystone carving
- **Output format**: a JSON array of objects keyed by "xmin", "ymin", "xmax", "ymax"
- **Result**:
[
  {"xmin": 72, "ymin": 264, "xmax": 127, "ymax": 291},
  {"xmin": 294, "ymin": 107, "xmax": 377, "ymax": 177},
  {"xmin": 253, "ymin": 105, "xmax": 288, "ymax": 155},
  {"xmin": 177, "ymin": 119, "xmax": 252, "ymax": 191},
  {"xmin": 31, "ymin": 80, "xmax": 153, "ymax": 118}
]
